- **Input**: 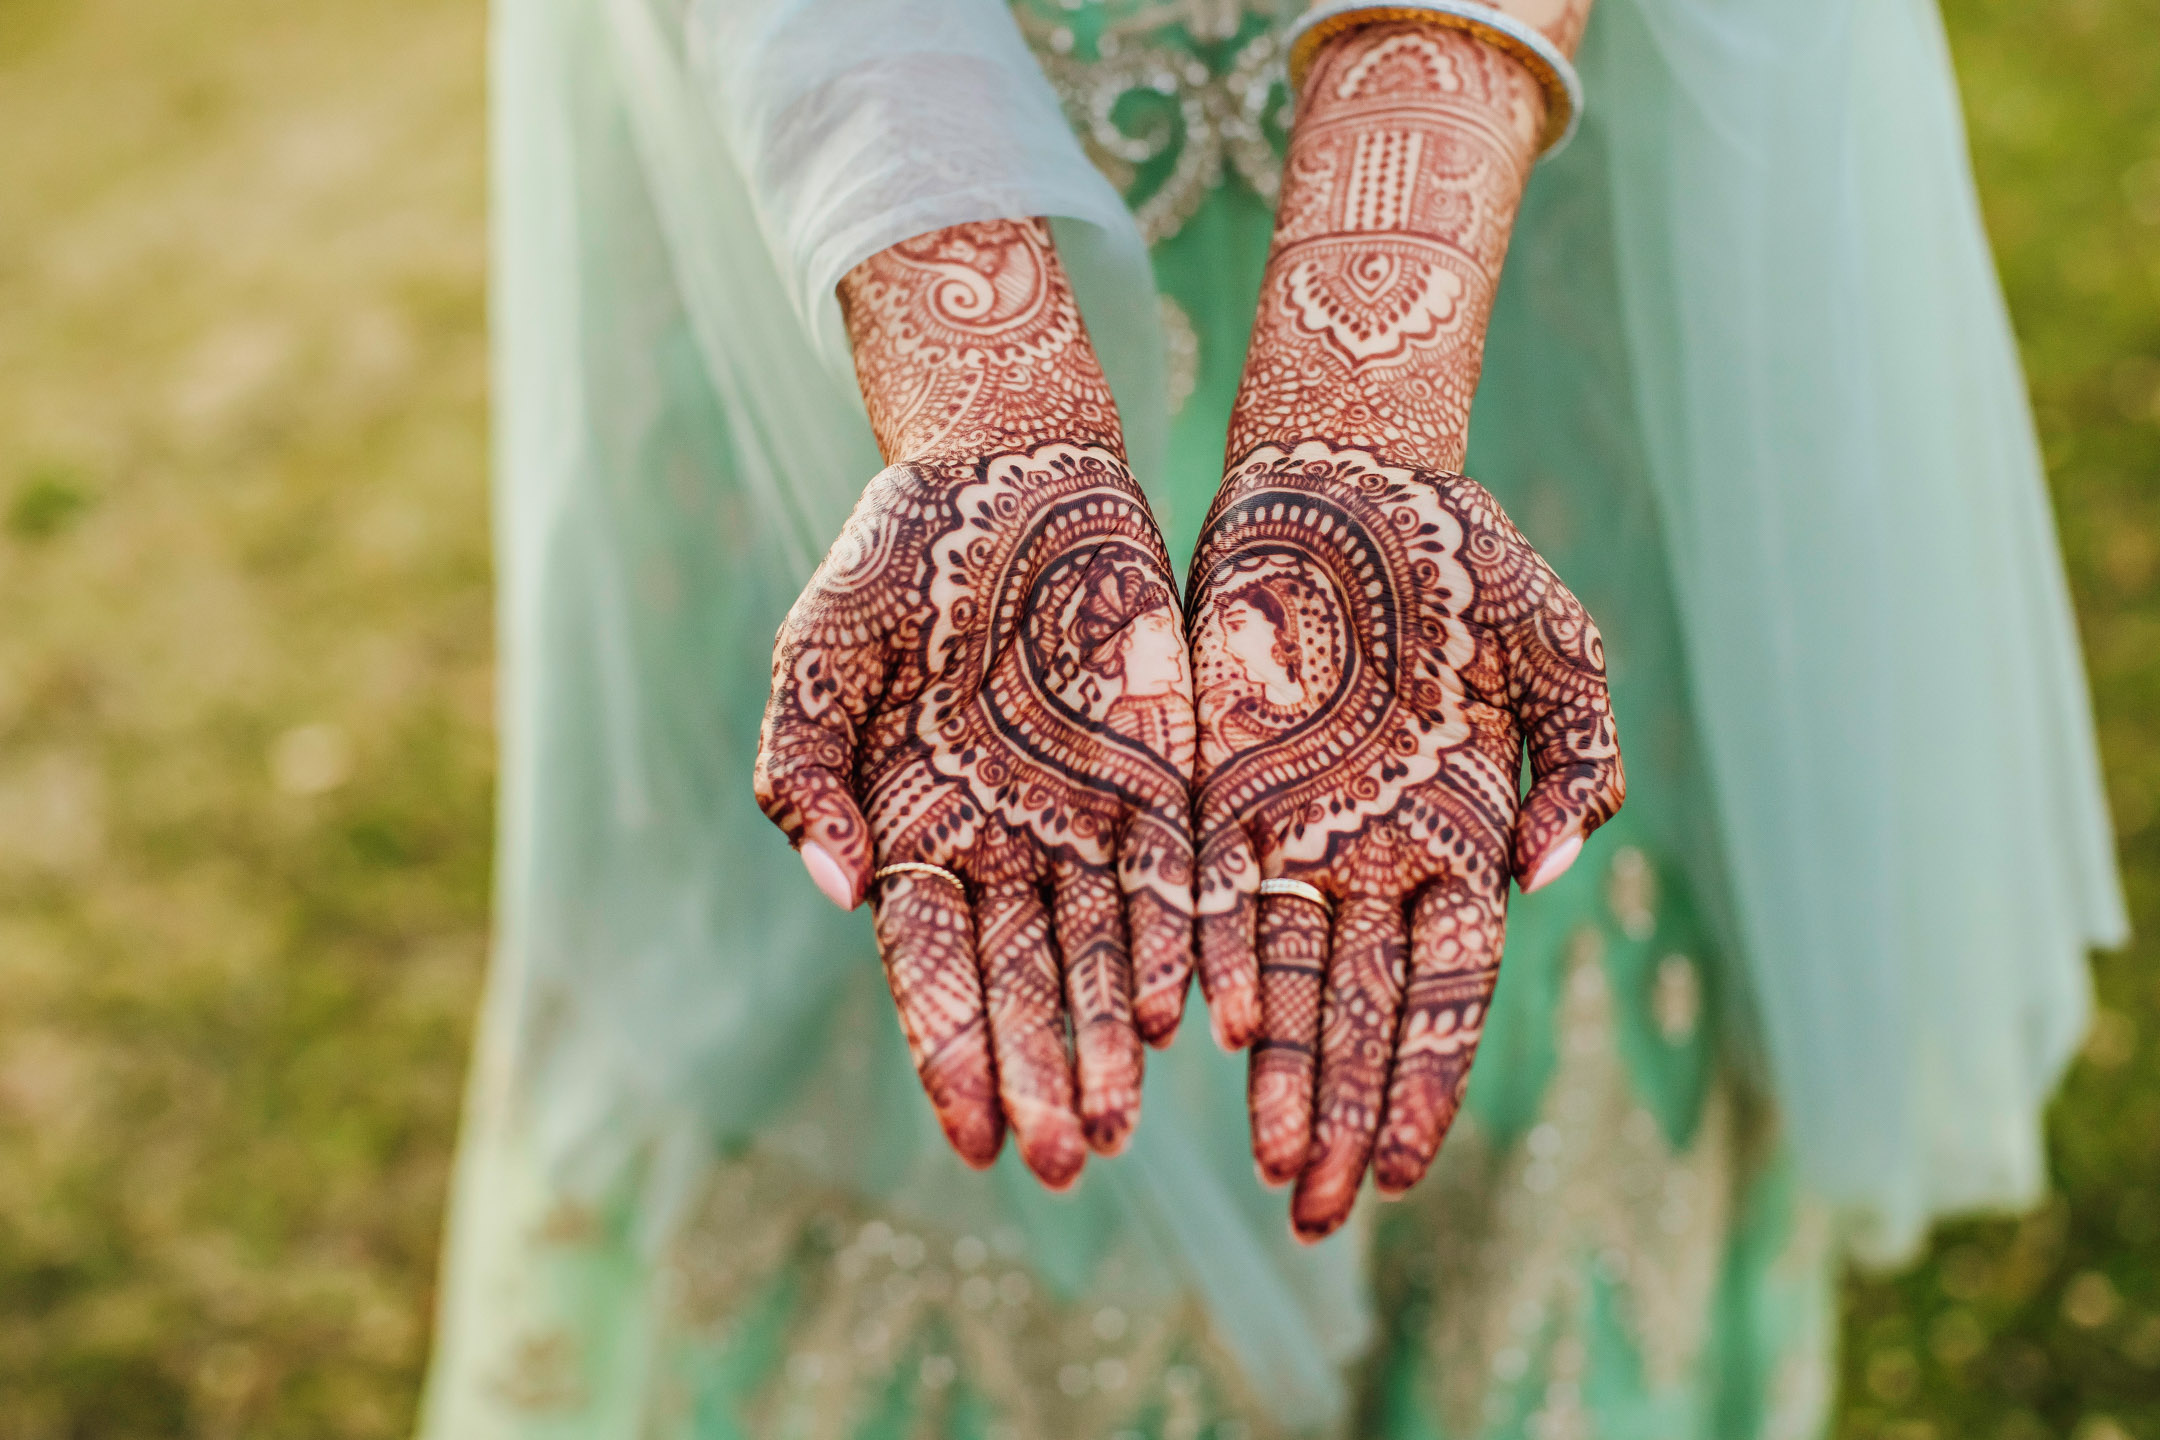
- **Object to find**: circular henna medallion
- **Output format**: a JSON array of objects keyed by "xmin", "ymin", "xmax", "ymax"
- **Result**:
[
  {"xmin": 1191, "ymin": 442, "xmax": 1475, "ymax": 868},
  {"xmin": 923, "ymin": 443, "xmax": 1190, "ymax": 864}
]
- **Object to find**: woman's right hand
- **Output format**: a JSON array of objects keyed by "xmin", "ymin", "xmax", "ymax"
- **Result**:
[{"xmin": 754, "ymin": 220, "xmax": 1200, "ymax": 1189}]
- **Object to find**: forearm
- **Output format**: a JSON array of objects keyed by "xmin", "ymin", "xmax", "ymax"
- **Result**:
[
  {"xmin": 1480, "ymin": 0, "xmax": 1593, "ymax": 56},
  {"xmin": 837, "ymin": 219, "xmax": 1124, "ymax": 467},
  {"xmin": 1224, "ymin": 20, "xmax": 1556, "ymax": 471}
]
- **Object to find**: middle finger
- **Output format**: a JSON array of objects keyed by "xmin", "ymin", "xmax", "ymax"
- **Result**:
[
  {"xmin": 1249, "ymin": 890, "xmax": 1330, "ymax": 1186},
  {"xmin": 1053, "ymin": 859, "xmax": 1144, "ymax": 1156}
]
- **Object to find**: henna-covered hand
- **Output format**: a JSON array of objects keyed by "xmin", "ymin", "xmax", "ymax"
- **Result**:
[
  {"xmin": 1194, "ymin": 21, "xmax": 1620, "ymax": 1240},
  {"xmin": 755, "ymin": 221, "xmax": 1198, "ymax": 1190},
  {"xmin": 1190, "ymin": 444, "xmax": 1622, "ymax": 1237}
]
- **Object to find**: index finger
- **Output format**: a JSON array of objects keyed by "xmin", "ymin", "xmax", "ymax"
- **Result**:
[
  {"xmin": 1122, "ymin": 798, "xmax": 1197, "ymax": 1045},
  {"xmin": 1371, "ymin": 876, "xmax": 1506, "ymax": 1194},
  {"xmin": 1193, "ymin": 814, "xmax": 1262, "ymax": 1050}
]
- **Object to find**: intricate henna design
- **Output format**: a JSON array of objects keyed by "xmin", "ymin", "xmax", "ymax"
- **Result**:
[
  {"xmin": 1227, "ymin": 24, "xmax": 1542, "ymax": 470},
  {"xmin": 756, "ymin": 221, "xmax": 1198, "ymax": 1188},
  {"xmin": 1248, "ymin": 896, "xmax": 1328, "ymax": 1183},
  {"xmin": 1196, "ymin": 7, "xmax": 1618, "ymax": 1247},
  {"xmin": 838, "ymin": 219, "xmax": 1122, "ymax": 464},
  {"xmin": 1191, "ymin": 443, "xmax": 1622, "ymax": 1239}
]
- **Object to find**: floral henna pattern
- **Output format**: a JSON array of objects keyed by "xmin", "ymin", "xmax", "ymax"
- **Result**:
[
  {"xmin": 1196, "ymin": 19, "xmax": 1618, "ymax": 1240},
  {"xmin": 1227, "ymin": 24, "xmax": 1543, "ymax": 471},
  {"xmin": 1191, "ymin": 443, "xmax": 1622, "ymax": 1240},
  {"xmin": 756, "ymin": 221, "xmax": 1198, "ymax": 1189}
]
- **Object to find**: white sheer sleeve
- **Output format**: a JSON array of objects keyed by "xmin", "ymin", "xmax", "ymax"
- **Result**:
[{"xmin": 685, "ymin": 0, "xmax": 1168, "ymax": 480}]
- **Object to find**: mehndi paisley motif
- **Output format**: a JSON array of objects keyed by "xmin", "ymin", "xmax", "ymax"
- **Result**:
[
  {"xmin": 756, "ymin": 221, "xmax": 1199, "ymax": 1192},
  {"xmin": 1226, "ymin": 24, "xmax": 1546, "ymax": 469}
]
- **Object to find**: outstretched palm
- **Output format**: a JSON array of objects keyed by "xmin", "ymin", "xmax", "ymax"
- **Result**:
[
  {"xmin": 1191, "ymin": 19, "xmax": 1625, "ymax": 1239},
  {"xmin": 1190, "ymin": 442, "xmax": 1623, "ymax": 1239},
  {"xmin": 754, "ymin": 222, "xmax": 1197, "ymax": 1190}
]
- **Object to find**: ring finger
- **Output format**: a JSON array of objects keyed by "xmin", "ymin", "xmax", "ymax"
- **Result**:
[{"xmin": 869, "ymin": 865, "xmax": 1003, "ymax": 1169}]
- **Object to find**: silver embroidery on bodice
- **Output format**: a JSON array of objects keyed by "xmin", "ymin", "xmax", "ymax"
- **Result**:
[{"xmin": 1012, "ymin": 1, "xmax": 1292, "ymax": 245}]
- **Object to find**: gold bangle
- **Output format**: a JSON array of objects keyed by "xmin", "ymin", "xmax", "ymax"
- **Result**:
[
  {"xmin": 1257, "ymin": 876, "xmax": 1332, "ymax": 912},
  {"xmin": 873, "ymin": 862, "xmax": 968, "ymax": 898},
  {"xmin": 1285, "ymin": 0, "xmax": 1583, "ymax": 157}
]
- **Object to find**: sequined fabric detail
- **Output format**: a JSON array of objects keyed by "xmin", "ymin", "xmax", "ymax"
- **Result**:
[
  {"xmin": 652, "ymin": 1153, "xmax": 1282, "ymax": 1440},
  {"xmin": 1392, "ymin": 929, "xmax": 1740, "ymax": 1435}
]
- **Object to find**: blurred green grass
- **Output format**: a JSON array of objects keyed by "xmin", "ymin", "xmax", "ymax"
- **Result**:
[
  {"xmin": 0, "ymin": 0, "xmax": 2152, "ymax": 1436},
  {"xmin": 0, "ymin": 1, "xmax": 489, "ymax": 1434}
]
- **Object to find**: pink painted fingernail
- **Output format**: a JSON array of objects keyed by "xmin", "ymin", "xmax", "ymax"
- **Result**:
[
  {"xmin": 801, "ymin": 842, "xmax": 857, "ymax": 910},
  {"xmin": 1524, "ymin": 832, "xmax": 1583, "ymax": 894}
]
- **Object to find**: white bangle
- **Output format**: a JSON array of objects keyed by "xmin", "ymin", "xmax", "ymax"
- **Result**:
[{"xmin": 1284, "ymin": 0, "xmax": 1583, "ymax": 158}]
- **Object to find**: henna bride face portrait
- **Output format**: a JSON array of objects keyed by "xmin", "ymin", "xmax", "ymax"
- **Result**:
[
  {"xmin": 1219, "ymin": 585, "xmax": 1302, "ymax": 704},
  {"xmin": 1192, "ymin": 563, "xmax": 1351, "ymax": 772}
]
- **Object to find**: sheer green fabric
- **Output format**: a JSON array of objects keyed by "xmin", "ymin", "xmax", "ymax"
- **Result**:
[
  {"xmin": 420, "ymin": 0, "xmax": 2117, "ymax": 1433},
  {"xmin": 1582, "ymin": 0, "xmax": 2123, "ymax": 1260}
]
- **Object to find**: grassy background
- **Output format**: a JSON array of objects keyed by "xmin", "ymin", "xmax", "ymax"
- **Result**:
[{"xmin": 0, "ymin": 0, "xmax": 2153, "ymax": 1436}]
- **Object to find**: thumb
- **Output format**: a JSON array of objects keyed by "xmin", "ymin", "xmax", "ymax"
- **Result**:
[
  {"xmin": 1507, "ymin": 606, "xmax": 1625, "ymax": 894},
  {"xmin": 755, "ymin": 736, "xmax": 872, "ymax": 910},
  {"xmin": 755, "ymin": 639, "xmax": 875, "ymax": 909},
  {"xmin": 1512, "ymin": 732, "xmax": 1623, "ymax": 893},
  {"xmin": 800, "ymin": 838, "xmax": 862, "ymax": 911}
]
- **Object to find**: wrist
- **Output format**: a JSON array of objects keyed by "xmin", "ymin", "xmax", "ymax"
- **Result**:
[
  {"xmin": 1289, "ymin": 1, "xmax": 1592, "ymax": 137},
  {"xmin": 839, "ymin": 220, "xmax": 1124, "ymax": 468},
  {"xmin": 1222, "ymin": 22, "xmax": 1526, "ymax": 476},
  {"xmin": 1224, "ymin": 302, "xmax": 1487, "ymax": 473}
]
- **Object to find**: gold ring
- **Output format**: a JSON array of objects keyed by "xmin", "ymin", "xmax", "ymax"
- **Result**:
[
  {"xmin": 1257, "ymin": 877, "xmax": 1331, "ymax": 911},
  {"xmin": 873, "ymin": 861, "xmax": 968, "ymax": 897}
]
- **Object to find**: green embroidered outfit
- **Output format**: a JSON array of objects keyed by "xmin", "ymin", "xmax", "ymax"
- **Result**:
[{"xmin": 417, "ymin": 0, "xmax": 2120, "ymax": 1435}]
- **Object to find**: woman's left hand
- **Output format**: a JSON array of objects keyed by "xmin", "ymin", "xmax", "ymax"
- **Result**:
[
  {"xmin": 1189, "ymin": 441, "xmax": 1623, "ymax": 1240},
  {"xmin": 1191, "ymin": 19, "xmax": 1622, "ymax": 1240}
]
